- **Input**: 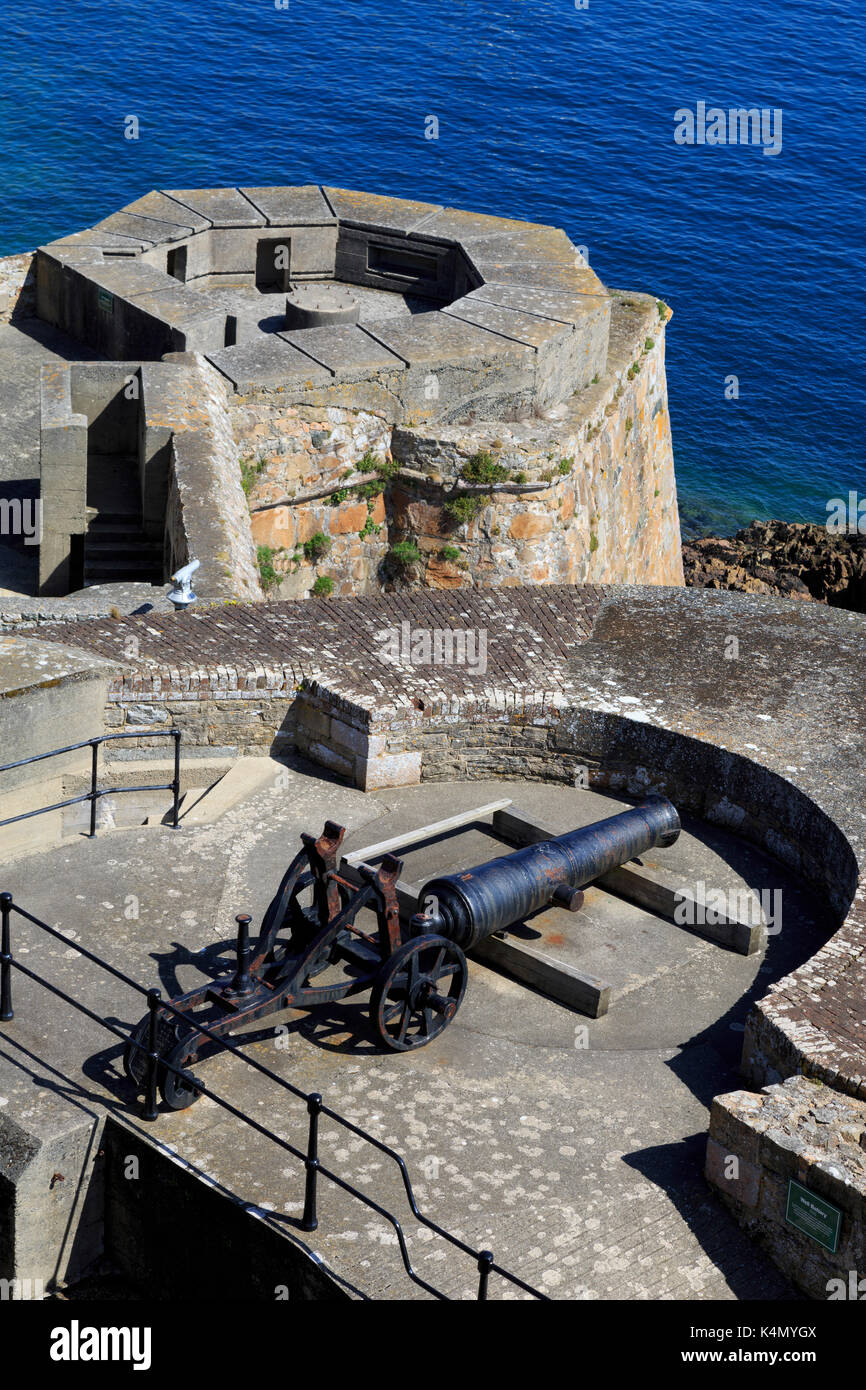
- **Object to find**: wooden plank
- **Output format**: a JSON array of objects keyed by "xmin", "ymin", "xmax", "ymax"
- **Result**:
[
  {"xmin": 493, "ymin": 805, "xmax": 557, "ymax": 846},
  {"xmin": 343, "ymin": 799, "xmax": 513, "ymax": 865},
  {"xmin": 473, "ymin": 935, "xmax": 611, "ymax": 1018},
  {"xmin": 598, "ymin": 867, "xmax": 766, "ymax": 956}
]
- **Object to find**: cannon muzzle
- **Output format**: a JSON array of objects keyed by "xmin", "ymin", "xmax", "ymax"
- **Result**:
[{"xmin": 413, "ymin": 795, "xmax": 680, "ymax": 951}]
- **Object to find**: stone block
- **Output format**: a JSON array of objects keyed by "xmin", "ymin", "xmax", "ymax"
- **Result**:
[
  {"xmin": 206, "ymin": 338, "xmax": 333, "ymax": 394},
  {"xmin": 162, "ymin": 188, "xmax": 266, "ymax": 227},
  {"xmin": 306, "ymin": 740, "xmax": 353, "ymax": 779},
  {"xmin": 357, "ymin": 750, "xmax": 422, "ymax": 790},
  {"xmin": 121, "ymin": 190, "xmax": 213, "ymax": 232},
  {"xmin": 322, "ymin": 187, "xmax": 443, "ymax": 234},
  {"xmin": 251, "ymin": 507, "xmax": 295, "ymax": 549},
  {"xmin": 705, "ymin": 1137, "xmax": 761, "ymax": 1207},
  {"xmin": 241, "ymin": 185, "xmax": 336, "ymax": 226},
  {"xmin": 279, "ymin": 324, "xmax": 406, "ymax": 380}
]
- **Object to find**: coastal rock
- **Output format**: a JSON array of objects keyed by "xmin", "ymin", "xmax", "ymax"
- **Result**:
[{"xmin": 683, "ymin": 520, "xmax": 866, "ymax": 612}]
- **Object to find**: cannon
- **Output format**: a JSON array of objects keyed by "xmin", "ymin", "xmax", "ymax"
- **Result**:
[{"xmin": 125, "ymin": 796, "xmax": 680, "ymax": 1109}]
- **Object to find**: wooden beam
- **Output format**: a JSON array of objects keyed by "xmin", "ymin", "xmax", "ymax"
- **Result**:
[
  {"xmin": 473, "ymin": 934, "xmax": 610, "ymax": 1017},
  {"xmin": 343, "ymin": 800, "xmax": 513, "ymax": 866}
]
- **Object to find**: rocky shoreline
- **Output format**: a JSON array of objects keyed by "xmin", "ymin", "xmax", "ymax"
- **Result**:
[{"xmin": 682, "ymin": 520, "xmax": 866, "ymax": 612}]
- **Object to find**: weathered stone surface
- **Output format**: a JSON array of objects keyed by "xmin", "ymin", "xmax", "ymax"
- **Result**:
[
  {"xmin": 322, "ymin": 187, "xmax": 443, "ymax": 233},
  {"xmin": 161, "ymin": 188, "xmax": 266, "ymax": 227},
  {"xmin": 240, "ymin": 185, "xmax": 336, "ymax": 226},
  {"xmin": 207, "ymin": 337, "xmax": 333, "ymax": 393},
  {"xmin": 279, "ymin": 323, "xmax": 406, "ymax": 379}
]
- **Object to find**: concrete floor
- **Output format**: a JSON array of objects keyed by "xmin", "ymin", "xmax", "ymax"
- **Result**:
[{"xmin": 0, "ymin": 767, "xmax": 825, "ymax": 1300}]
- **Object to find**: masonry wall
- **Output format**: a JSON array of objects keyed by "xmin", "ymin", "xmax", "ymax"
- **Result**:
[{"xmin": 238, "ymin": 293, "xmax": 683, "ymax": 596}]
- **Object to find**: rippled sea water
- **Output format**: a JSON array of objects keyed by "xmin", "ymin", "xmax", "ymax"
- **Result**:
[{"xmin": 1, "ymin": 0, "xmax": 862, "ymax": 536}]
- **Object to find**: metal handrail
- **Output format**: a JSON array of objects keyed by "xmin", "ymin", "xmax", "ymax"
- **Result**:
[
  {"xmin": 0, "ymin": 893, "xmax": 547, "ymax": 1302},
  {"xmin": 0, "ymin": 730, "xmax": 181, "ymax": 835}
]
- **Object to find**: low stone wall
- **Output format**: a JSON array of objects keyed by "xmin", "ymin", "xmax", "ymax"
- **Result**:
[
  {"xmin": 162, "ymin": 354, "xmax": 262, "ymax": 602},
  {"xmin": 706, "ymin": 1076, "xmax": 866, "ymax": 1300}
]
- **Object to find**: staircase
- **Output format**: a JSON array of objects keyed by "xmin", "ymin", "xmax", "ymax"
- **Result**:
[{"xmin": 84, "ymin": 453, "xmax": 164, "ymax": 587}]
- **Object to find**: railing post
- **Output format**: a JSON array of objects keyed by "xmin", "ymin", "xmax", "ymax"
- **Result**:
[
  {"xmin": 142, "ymin": 988, "xmax": 162, "ymax": 1121},
  {"xmin": 89, "ymin": 740, "xmax": 99, "ymax": 837},
  {"xmin": 476, "ymin": 1249, "xmax": 493, "ymax": 1300},
  {"xmin": 171, "ymin": 730, "xmax": 181, "ymax": 829},
  {"xmin": 301, "ymin": 1092, "xmax": 322, "ymax": 1232},
  {"xmin": 0, "ymin": 892, "xmax": 13, "ymax": 1022}
]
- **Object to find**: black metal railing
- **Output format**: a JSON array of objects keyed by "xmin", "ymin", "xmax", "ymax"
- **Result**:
[
  {"xmin": 0, "ymin": 893, "xmax": 547, "ymax": 1302},
  {"xmin": 0, "ymin": 730, "xmax": 182, "ymax": 836}
]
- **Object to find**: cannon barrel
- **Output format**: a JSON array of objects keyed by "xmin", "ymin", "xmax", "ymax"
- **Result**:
[{"xmin": 414, "ymin": 795, "xmax": 680, "ymax": 951}]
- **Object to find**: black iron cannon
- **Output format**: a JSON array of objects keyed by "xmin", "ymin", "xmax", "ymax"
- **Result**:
[
  {"xmin": 125, "ymin": 796, "xmax": 680, "ymax": 1108},
  {"xmin": 412, "ymin": 795, "xmax": 681, "ymax": 949}
]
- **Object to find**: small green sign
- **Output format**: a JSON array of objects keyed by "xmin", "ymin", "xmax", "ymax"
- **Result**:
[
  {"xmin": 97, "ymin": 288, "xmax": 114, "ymax": 313},
  {"xmin": 785, "ymin": 1179, "xmax": 842, "ymax": 1252}
]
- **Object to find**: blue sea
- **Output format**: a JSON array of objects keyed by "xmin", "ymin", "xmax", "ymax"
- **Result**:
[{"xmin": 1, "ymin": 0, "xmax": 863, "ymax": 537}]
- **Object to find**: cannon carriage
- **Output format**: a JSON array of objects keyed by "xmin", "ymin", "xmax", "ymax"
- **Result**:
[{"xmin": 126, "ymin": 796, "xmax": 681, "ymax": 1109}]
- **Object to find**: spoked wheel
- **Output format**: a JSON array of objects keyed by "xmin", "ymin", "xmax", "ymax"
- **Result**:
[{"xmin": 370, "ymin": 934, "xmax": 467, "ymax": 1052}]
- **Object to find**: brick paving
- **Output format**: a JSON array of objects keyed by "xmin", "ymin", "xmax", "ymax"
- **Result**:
[{"xmin": 36, "ymin": 585, "xmax": 607, "ymax": 705}]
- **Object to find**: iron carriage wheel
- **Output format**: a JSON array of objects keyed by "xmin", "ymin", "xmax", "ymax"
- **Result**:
[
  {"xmin": 123, "ymin": 1011, "xmax": 202, "ymax": 1111},
  {"xmin": 370, "ymin": 934, "xmax": 467, "ymax": 1051}
]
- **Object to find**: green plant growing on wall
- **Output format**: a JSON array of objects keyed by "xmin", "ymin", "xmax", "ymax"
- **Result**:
[
  {"xmin": 256, "ymin": 545, "xmax": 280, "ymax": 591},
  {"xmin": 462, "ymin": 451, "xmax": 509, "ymax": 485},
  {"xmin": 514, "ymin": 471, "xmax": 528, "ymax": 484},
  {"xmin": 626, "ymin": 417, "xmax": 634, "ymax": 433},
  {"xmin": 360, "ymin": 516, "xmax": 381, "ymax": 539},
  {"xmin": 440, "ymin": 544, "xmax": 461, "ymax": 561},
  {"xmin": 657, "ymin": 300, "xmax": 667, "ymax": 320},
  {"xmin": 356, "ymin": 479, "xmax": 384, "ymax": 501},
  {"xmin": 444, "ymin": 494, "xmax": 489, "ymax": 526},
  {"xmin": 591, "ymin": 373, "xmax": 600, "ymax": 384},
  {"xmin": 589, "ymin": 532, "xmax": 599, "ymax": 553},
  {"xmin": 357, "ymin": 452, "xmax": 400, "ymax": 481},
  {"xmin": 329, "ymin": 487, "xmax": 350, "ymax": 506},
  {"xmin": 387, "ymin": 540, "xmax": 420, "ymax": 573},
  {"xmin": 240, "ymin": 455, "xmax": 268, "ymax": 498},
  {"xmin": 558, "ymin": 458, "xmax": 573, "ymax": 475},
  {"xmin": 303, "ymin": 531, "xmax": 331, "ymax": 562},
  {"xmin": 644, "ymin": 337, "xmax": 655, "ymax": 351},
  {"xmin": 311, "ymin": 575, "xmax": 334, "ymax": 597}
]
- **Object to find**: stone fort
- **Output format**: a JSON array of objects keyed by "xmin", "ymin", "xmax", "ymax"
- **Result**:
[{"xmin": 8, "ymin": 183, "xmax": 681, "ymax": 602}]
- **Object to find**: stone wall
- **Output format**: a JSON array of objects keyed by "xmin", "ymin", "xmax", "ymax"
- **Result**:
[
  {"xmin": 0, "ymin": 251, "xmax": 36, "ymax": 323},
  {"xmin": 241, "ymin": 292, "xmax": 683, "ymax": 595},
  {"xmin": 706, "ymin": 1076, "xmax": 866, "ymax": 1300}
]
